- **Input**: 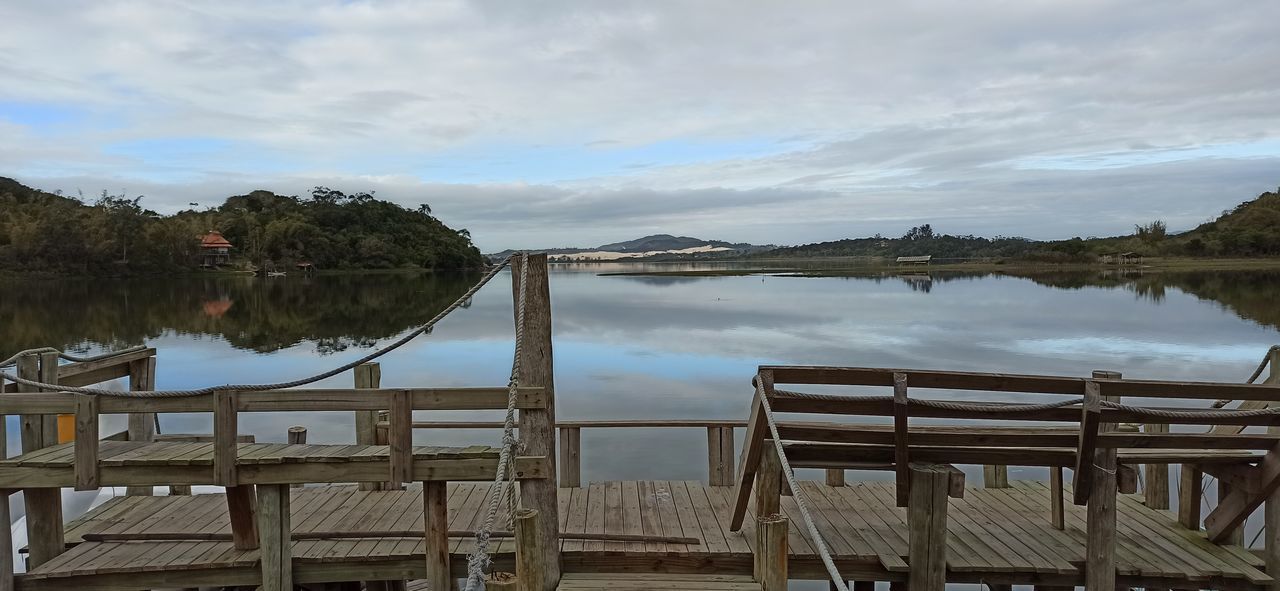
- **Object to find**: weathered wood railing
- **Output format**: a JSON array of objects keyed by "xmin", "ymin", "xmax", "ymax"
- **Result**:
[
  {"xmin": 732, "ymin": 364, "xmax": 1280, "ymax": 591},
  {"xmin": 380, "ymin": 418, "xmax": 748, "ymax": 487}
]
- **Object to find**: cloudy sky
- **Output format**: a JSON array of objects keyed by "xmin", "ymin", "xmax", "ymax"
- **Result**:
[{"xmin": 2, "ymin": 1, "xmax": 1279, "ymax": 250}]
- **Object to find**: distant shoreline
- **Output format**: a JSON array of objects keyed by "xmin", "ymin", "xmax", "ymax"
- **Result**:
[{"xmin": 591, "ymin": 256, "xmax": 1280, "ymax": 277}]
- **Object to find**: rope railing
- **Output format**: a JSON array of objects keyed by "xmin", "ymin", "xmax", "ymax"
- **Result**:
[
  {"xmin": 0, "ymin": 345, "xmax": 151, "ymax": 369},
  {"xmin": 0, "ymin": 256, "xmax": 514, "ymax": 397},
  {"xmin": 464, "ymin": 252, "xmax": 529, "ymax": 591},
  {"xmin": 1212, "ymin": 344, "xmax": 1279, "ymax": 408}
]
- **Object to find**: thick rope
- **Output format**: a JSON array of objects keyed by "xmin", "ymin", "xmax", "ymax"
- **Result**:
[
  {"xmin": 757, "ymin": 378, "xmax": 850, "ymax": 591},
  {"xmin": 464, "ymin": 253, "xmax": 529, "ymax": 591},
  {"xmin": 1212, "ymin": 345, "xmax": 1279, "ymax": 408},
  {"xmin": 0, "ymin": 258, "xmax": 513, "ymax": 397}
]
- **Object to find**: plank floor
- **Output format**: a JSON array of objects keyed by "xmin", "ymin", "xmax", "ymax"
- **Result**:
[
  {"xmin": 25, "ymin": 480, "xmax": 1270, "ymax": 589},
  {"xmin": 2, "ymin": 440, "xmax": 501, "ymax": 468}
]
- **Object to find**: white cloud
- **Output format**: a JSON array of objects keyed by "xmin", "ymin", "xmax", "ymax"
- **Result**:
[{"xmin": 1, "ymin": 1, "xmax": 1278, "ymax": 250}]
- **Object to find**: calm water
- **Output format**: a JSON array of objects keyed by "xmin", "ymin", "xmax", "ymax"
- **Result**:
[{"xmin": 3, "ymin": 265, "xmax": 1280, "ymax": 536}]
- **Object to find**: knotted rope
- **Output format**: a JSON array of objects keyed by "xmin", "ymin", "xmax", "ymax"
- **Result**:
[
  {"xmin": 0, "ymin": 257, "xmax": 513, "ymax": 397},
  {"xmin": 464, "ymin": 252, "xmax": 530, "ymax": 591}
]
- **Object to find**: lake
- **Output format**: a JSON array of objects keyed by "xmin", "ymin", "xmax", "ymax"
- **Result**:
[{"xmin": 3, "ymin": 264, "xmax": 1280, "ymax": 530}]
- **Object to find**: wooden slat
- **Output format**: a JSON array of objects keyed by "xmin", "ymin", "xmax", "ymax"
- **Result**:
[
  {"xmin": 73, "ymin": 393, "xmax": 99, "ymax": 490},
  {"xmin": 1074, "ymin": 380, "xmax": 1102, "ymax": 505},
  {"xmin": 729, "ymin": 372, "xmax": 769, "ymax": 531},
  {"xmin": 213, "ymin": 391, "xmax": 238, "ymax": 486},
  {"xmin": 389, "ymin": 390, "xmax": 413, "ymax": 488}
]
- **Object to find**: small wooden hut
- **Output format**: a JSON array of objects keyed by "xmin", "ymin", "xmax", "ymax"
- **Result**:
[{"xmin": 200, "ymin": 231, "xmax": 233, "ymax": 267}]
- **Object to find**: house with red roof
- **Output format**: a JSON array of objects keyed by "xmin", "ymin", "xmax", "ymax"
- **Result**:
[{"xmin": 200, "ymin": 231, "xmax": 233, "ymax": 267}]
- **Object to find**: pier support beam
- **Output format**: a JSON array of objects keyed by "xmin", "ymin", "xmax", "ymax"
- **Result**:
[
  {"xmin": 907, "ymin": 464, "xmax": 949, "ymax": 591},
  {"xmin": 1085, "ymin": 370, "xmax": 1120, "ymax": 591},
  {"xmin": 256, "ymin": 484, "xmax": 291, "ymax": 591},
  {"xmin": 512, "ymin": 252, "xmax": 561, "ymax": 591},
  {"xmin": 422, "ymin": 481, "xmax": 450, "ymax": 591}
]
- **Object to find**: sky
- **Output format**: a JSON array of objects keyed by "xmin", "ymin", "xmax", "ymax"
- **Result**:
[{"xmin": 2, "ymin": 1, "xmax": 1279, "ymax": 251}]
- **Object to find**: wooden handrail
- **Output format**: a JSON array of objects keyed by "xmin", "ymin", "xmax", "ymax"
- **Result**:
[{"xmin": 376, "ymin": 419, "xmax": 748, "ymax": 429}]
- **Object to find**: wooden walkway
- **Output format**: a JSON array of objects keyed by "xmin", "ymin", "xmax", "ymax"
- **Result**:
[{"xmin": 15, "ymin": 480, "xmax": 1267, "ymax": 590}]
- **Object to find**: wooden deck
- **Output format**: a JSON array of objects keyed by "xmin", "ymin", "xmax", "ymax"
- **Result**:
[{"xmin": 17, "ymin": 480, "xmax": 1268, "ymax": 590}]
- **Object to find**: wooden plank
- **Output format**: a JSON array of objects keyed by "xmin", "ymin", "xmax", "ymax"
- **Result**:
[
  {"xmin": 1179, "ymin": 464, "xmax": 1203, "ymax": 529},
  {"xmin": 755, "ymin": 442, "xmax": 782, "ymax": 517},
  {"xmin": 256, "ymin": 484, "xmax": 292, "ymax": 591},
  {"xmin": 893, "ymin": 372, "xmax": 910, "ymax": 507},
  {"xmin": 512, "ymin": 253, "xmax": 560, "ymax": 591},
  {"xmin": 730, "ymin": 373, "xmax": 768, "ymax": 531},
  {"xmin": 125, "ymin": 355, "xmax": 156, "ymax": 497},
  {"xmin": 389, "ymin": 390, "xmax": 413, "ymax": 488},
  {"xmin": 56, "ymin": 348, "xmax": 156, "ymax": 384},
  {"xmin": 213, "ymin": 391, "xmax": 237, "ymax": 486},
  {"xmin": 23, "ymin": 352, "xmax": 64, "ymax": 570},
  {"xmin": 707, "ymin": 427, "xmax": 725, "ymax": 486},
  {"xmin": 560, "ymin": 427, "xmax": 581, "ymax": 488},
  {"xmin": 73, "ymin": 394, "xmax": 99, "ymax": 490},
  {"xmin": 1049, "ymin": 466, "xmax": 1065, "ymax": 529},
  {"xmin": 1144, "ymin": 422, "xmax": 1171, "ymax": 510}
]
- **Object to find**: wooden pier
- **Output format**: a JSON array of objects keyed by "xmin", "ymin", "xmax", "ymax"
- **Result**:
[{"xmin": 1, "ymin": 253, "xmax": 1279, "ymax": 591}]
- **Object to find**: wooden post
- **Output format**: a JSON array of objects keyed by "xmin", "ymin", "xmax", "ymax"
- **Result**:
[
  {"xmin": 707, "ymin": 426, "xmax": 736, "ymax": 486},
  {"xmin": 126, "ymin": 356, "xmax": 157, "ymax": 496},
  {"xmin": 908, "ymin": 464, "xmax": 949, "ymax": 591},
  {"xmin": 1178, "ymin": 465, "xmax": 1203, "ymax": 529},
  {"xmin": 354, "ymin": 362, "xmax": 383, "ymax": 491},
  {"xmin": 256, "ymin": 484, "xmax": 291, "ymax": 591},
  {"xmin": 983, "ymin": 465, "xmax": 1008, "ymax": 488},
  {"xmin": 512, "ymin": 252, "xmax": 560, "ymax": 591},
  {"xmin": 826, "ymin": 468, "xmax": 846, "ymax": 487},
  {"xmin": 1267, "ymin": 481, "xmax": 1280, "ymax": 591},
  {"xmin": 388, "ymin": 390, "xmax": 412, "ymax": 489},
  {"xmin": 21, "ymin": 353, "xmax": 64, "ymax": 569},
  {"xmin": 1144, "ymin": 423, "xmax": 1170, "ymax": 510},
  {"xmin": 226, "ymin": 485, "xmax": 259, "ymax": 550},
  {"xmin": 894, "ymin": 372, "xmax": 910, "ymax": 507},
  {"xmin": 1049, "ymin": 467, "xmax": 1065, "ymax": 529},
  {"xmin": 422, "ymin": 481, "xmax": 450, "ymax": 591},
  {"xmin": 1217, "ymin": 480, "xmax": 1245, "ymax": 545},
  {"xmin": 288, "ymin": 426, "xmax": 306, "ymax": 489},
  {"xmin": 756, "ymin": 442, "xmax": 783, "ymax": 518},
  {"xmin": 559, "ymin": 427, "xmax": 581, "ymax": 488},
  {"xmin": 485, "ymin": 573, "xmax": 519, "ymax": 589},
  {"xmin": 214, "ymin": 390, "xmax": 238, "ymax": 486},
  {"xmin": 516, "ymin": 508, "xmax": 544, "ymax": 591},
  {"xmin": 1085, "ymin": 370, "xmax": 1120, "ymax": 591},
  {"xmin": 754, "ymin": 513, "xmax": 788, "ymax": 591},
  {"xmin": 72, "ymin": 394, "xmax": 99, "ymax": 490}
]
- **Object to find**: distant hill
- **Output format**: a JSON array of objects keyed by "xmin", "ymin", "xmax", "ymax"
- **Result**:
[
  {"xmin": 488, "ymin": 234, "xmax": 772, "ymax": 261},
  {"xmin": 0, "ymin": 177, "xmax": 484, "ymax": 275},
  {"xmin": 760, "ymin": 186, "xmax": 1280, "ymax": 262}
]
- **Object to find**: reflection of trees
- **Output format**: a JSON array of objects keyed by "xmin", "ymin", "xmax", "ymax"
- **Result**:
[
  {"xmin": 0, "ymin": 272, "xmax": 483, "ymax": 357},
  {"xmin": 1018, "ymin": 269, "xmax": 1280, "ymax": 329}
]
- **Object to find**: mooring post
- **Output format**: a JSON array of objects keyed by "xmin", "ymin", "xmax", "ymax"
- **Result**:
[
  {"xmin": 256, "ymin": 484, "xmax": 292, "ymax": 591},
  {"xmin": 20, "ymin": 352, "xmax": 65, "ymax": 569},
  {"xmin": 288, "ymin": 426, "xmax": 307, "ymax": 489},
  {"xmin": 1266, "ymin": 479, "xmax": 1280, "ymax": 591},
  {"xmin": 826, "ymin": 468, "xmax": 846, "ymax": 487},
  {"xmin": 1049, "ymin": 466, "xmax": 1065, "ymax": 529},
  {"xmin": 754, "ymin": 513, "xmax": 788, "ymax": 591},
  {"xmin": 907, "ymin": 464, "xmax": 949, "ymax": 591},
  {"xmin": 126, "ymin": 355, "xmax": 157, "ymax": 496},
  {"xmin": 983, "ymin": 465, "xmax": 1008, "ymax": 489},
  {"xmin": 516, "ymin": 508, "xmax": 544, "ymax": 591},
  {"xmin": 559, "ymin": 427, "xmax": 581, "ymax": 487},
  {"xmin": 422, "ymin": 481, "xmax": 450, "ymax": 591},
  {"xmin": 354, "ymin": 362, "xmax": 383, "ymax": 491},
  {"xmin": 707, "ymin": 426, "xmax": 735, "ymax": 486},
  {"xmin": 1085, "ymin": 370, "xmax": 1120, "ymax": 591},
  {"xmin": 512, "ymin": 252, "xmax": 561, "ymax": 590}
]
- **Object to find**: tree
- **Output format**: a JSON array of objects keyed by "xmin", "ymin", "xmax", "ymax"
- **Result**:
[
  {"xmin": 903, "ymin": 224, "xmax": 935, "ymax": 241},
  {"xmin": 95, "ymin": 191, "xmax": 149, "ymax": 263},
  {"xmin": 1135, "ymin": 220, "xmax": 1167, "ymax": 244}
]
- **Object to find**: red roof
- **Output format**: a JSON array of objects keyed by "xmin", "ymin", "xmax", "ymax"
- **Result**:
[{"xmin": 200, "ymin": 231, "xmax": 233, "ymax": 249}]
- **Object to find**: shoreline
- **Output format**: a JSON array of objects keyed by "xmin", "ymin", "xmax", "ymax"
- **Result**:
[{"xmin": 591, "ymin": 256, "xmax": 1280, "ymax": 277}]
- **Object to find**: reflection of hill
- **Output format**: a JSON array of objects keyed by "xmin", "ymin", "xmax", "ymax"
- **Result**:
[
  {"xmin": 1014, "ymin": 269, "xmax": 1280, "ymax": 330},
  {"xmin": 0, "ymin": 272, "xmax": 482, "ymax": 357}
]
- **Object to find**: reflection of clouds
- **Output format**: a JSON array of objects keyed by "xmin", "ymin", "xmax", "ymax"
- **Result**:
[{"xmin": 994, "ymin": 337, "xmax": 1266, "ymax": 364}]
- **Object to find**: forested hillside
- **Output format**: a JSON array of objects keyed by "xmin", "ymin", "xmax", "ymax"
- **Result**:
[{"xmin": 0, "ymin": 178, "xmax": 484, "ymax": 274}]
